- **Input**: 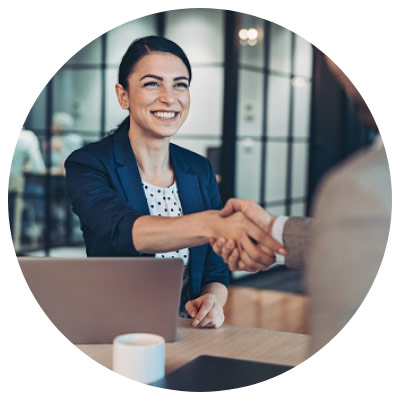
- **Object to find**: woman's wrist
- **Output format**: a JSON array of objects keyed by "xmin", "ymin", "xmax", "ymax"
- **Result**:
[
  {"xmin": 199, "ymin": 210, "xmax": 222, "ymax": 239},
  {"xmin": 201, "ymin": 282, "xmax": 228, "ymax": 307}
]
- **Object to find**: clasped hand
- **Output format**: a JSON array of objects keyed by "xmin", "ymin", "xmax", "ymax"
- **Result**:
[{"xmin": 210, "ymin": 199, "xmax": 286, "ymax": 272}]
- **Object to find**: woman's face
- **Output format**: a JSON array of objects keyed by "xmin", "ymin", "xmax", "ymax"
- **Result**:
[{"xmin": 120, "ymin": 52, "xmax": 190, "ymax": 140}]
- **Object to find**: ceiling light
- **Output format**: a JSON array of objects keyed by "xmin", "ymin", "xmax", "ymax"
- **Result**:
[
  {"xmin": 291, "ymin": 76, "xmax": 307, "ymax": 87},
  {"xmin": 248, "ymin": 39, "xmax": 258, "ymax": 46},
  {"xmin": 239, "ymin": 28, "xmax": 248, "ymax": 40},
  {"xmin": 247, "ymin": 28, "xmax": 258, "ymax": 40}
]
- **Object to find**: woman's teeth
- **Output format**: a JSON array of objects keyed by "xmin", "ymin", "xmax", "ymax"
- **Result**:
[{"xmin": 153, "ymin": 111, "xmax": 177, "ymax": 119}]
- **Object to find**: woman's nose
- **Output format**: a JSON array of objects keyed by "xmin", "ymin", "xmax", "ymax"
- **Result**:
[{"xmin": 158, "ymin": 86, "xmax": 175, "ymax": 104}]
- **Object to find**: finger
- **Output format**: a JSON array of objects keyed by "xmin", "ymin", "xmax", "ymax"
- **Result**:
[
  {"xmin": 221, "ymin": 239, "xmax": 236, "ymax": 261},
  {"xmin": 211, "ymin": 237, "xmax": 226, "ymax": 256},
  {"xmin": 185, "ymin": 300, "xmax": 198, "ymax": 319},
  {"xmin": 228, "ymin": 248, "xmax": 240, "ymax": 271},
  {"xmin": 199, "ymin": 308, "xmax": 218, "ymax": 328},
  {"xmin": 209, "ymin": 239, "xmax": 219, "ymax": 255},
  {"xmin": 250, "ymin": 253, "xmax": 274, "ymax": 271},
  {"xmin": 259, "ymin": 242, "xmax": 286, "ymax": 257},
  {"xmin": 216, "ymin": 237, "xmax": 227, "ymax": 248},
  {"xmin": 204, "ymin": 319, "xmax": 223, "ymax": 328},
  {"xmin": 198, "ymin": 315, "xmax": 213, "ymax": 327},
  {"xmin": 238, "ymin": 248, "xmax": 269, "ymax": 271},
  {"xmin": 211, "ymin": 245, "xmax": 220, "ymax": 256},
  {"xmin": 237, "ymin": 259, "xmax": 261, "ymax": 273},
  {"xmin": 203, "ymin": 309, "xmax": 224, "ymax": 328},
  {"xmin": 245, "ymin": 265, "xmax": 260, "ymax": 273},
  {"xmin": 244, "ymin": 221, "xmax": 285, "ymax": 255},
  {"xmin": 240, "ymin": 234, "xmax": 275, "ymax": 265},
  {"xmin": 259, "ymin": 235, "xmax": 287, "ymax": 256},
  {"xmin": 192, "ymin": 297, "xmax": 215, "ymax": 327}
]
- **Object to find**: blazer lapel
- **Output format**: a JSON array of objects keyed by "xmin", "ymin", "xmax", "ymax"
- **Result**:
[
  {"xmin": 112, "ymin": 128, "xmax": 207, "ymax": 217},
  {"xmin": 112, "ymin": 126, "xmax": 149, "ymax": 216},
  {"xmin": 170, "ymin": 144, "xmax": 206, "ymax": 215},
  {"xmin": 170, "ymin": 144, "xmax": 208, "ymax": 298}
]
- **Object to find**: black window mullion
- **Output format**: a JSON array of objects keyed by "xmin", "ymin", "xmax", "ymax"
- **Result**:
[
  {"xmin": 285, "ymin": 32, "xmax": 296, "ymax": 216},
  {"xmin": 100, "ymin": 32, "xmax": 107, "ymax": 138},
  {"xmin": 156, "ymin": 12, "xmax": 166, "ymax": 36},
  {"xmin": 44, "ymin": 80, "xmax": 53, "ymax": 256},
  {"xmin": 260, "ymin": 20, "xmax": 271, "ymax": 206},
  {"xmin": 220, "ymin": 11, "xmax": 240, "ymax": 204}
]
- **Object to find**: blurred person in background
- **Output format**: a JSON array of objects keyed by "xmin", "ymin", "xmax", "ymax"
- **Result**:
[
  {"xmin": 10, "ymin": 128, "xmax": 46, "ymax": 178},
  {"xmin": 43, "ymin": 111, "xmax": 83, "ymax": 175},
  {"xmin": 211, "ymin": 55, "xmax": 391, "ymax": 354},
  {"xmin": 41, "ymin": 112, "xmax": 84, "ymax": 241},
  {"xmin": 9, "ymin": 128, "xmax": 46, "ymax": 251}
]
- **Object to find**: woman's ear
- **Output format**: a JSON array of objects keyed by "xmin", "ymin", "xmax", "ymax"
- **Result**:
[{"xmin": 115, "ymin": 84, "xmax": 129, "ymax": 110}]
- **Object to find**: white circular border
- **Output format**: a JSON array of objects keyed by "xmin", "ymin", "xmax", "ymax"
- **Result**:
[{"xmin": 1, "ymin": 1, "xmax": 399, "ymax": 399}]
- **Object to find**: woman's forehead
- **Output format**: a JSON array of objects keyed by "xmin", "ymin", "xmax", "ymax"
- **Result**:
[{"xmin": 131, "ymin": 52, "xmax": 189, "ymax": 78}]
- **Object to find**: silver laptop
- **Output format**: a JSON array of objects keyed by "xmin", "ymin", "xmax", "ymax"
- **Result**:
[{"xmin": 18, "ymin": 257, "xmax": 184, "ymax": 344}]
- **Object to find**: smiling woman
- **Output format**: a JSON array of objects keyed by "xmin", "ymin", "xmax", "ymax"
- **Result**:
[{"xmin": 64, "ymin": 36, "xmax": 284, "ymax": 329}]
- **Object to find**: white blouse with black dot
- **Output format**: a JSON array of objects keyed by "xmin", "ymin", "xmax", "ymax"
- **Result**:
[{"xmin": 142, "ymin": 180, "xmax": 190, "ymax": 317}]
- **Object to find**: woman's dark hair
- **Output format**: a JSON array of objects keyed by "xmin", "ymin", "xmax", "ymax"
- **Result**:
[{"xmin": 118, "ymin": 35, "xmax": 192, "ymax": 89}]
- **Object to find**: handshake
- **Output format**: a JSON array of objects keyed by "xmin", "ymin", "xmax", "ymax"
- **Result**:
[{"xmin": 209, "ymin": 199, "xmax": 287, "ymax": 273}]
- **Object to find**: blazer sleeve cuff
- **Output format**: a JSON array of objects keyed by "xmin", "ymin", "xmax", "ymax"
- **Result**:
[
  {"xmin": 201, "ymin": 275, "xmax": 230, "ymax": 289},
  {"xmin": 112, "ymin": 212, "xmax": 140, "ymax": 256}
]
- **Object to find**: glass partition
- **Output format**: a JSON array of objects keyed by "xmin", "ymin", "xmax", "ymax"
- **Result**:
[{"xmin": 10, "ymin": 10, "xmax": 314, "ymax": 257}]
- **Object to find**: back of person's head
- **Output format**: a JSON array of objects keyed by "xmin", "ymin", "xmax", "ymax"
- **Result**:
[
  {"xmin": 325, "ymin": 56, "xmax": 378, "ymax": 132},
  {"xmin": 118, "ymin": 35, "xmax": 192, "ymax": 90},
  {"xmin": 52, "ymin": 112, "xmax": 74, "ymax": 132}
]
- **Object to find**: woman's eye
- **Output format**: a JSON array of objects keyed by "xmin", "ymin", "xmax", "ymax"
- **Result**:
[
  {"xmin": 143, "ymin": 81, "xmax": 159, "ymax": 87},
  {"xmin": 176, "ymin": 82, "xmax": 189, "ymax": 89}
]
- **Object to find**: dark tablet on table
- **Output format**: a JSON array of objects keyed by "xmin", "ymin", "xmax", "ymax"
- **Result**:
[{"xmin": 152, "ymin": 355, "xmax": 293, "ymax": 391}]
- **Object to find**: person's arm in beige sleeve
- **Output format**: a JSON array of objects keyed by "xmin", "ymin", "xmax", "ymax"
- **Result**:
[{"xmin": 281, "ymin": 217, "xmax": 312, "ymax": 270}]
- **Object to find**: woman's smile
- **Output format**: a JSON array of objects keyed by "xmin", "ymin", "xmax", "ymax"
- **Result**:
[{"xmin": 151, "ymin": 110, "xmax": 180, "ymax": 121}]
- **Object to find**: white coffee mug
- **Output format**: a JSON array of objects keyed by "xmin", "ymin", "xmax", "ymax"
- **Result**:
[{"xmin": 112, "ymin": 333, "xmax": 165, "ymax": 384}]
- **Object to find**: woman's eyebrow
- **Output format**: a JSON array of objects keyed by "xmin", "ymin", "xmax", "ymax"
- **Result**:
[
  {"xmin": 139, "ymin": 74, "xmax": 189, "ymax": 81},
  {"xmin": 140, "ymin": 74, "xmax": 162, "ymax": 81},
  {"xmin": 174, "ymin": 76, "xmax": 189, "ymax": 81}
]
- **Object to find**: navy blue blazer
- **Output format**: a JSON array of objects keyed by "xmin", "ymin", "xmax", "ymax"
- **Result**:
[{"xmin": 65, "ymin": 123, "xmax": 230, "ymax": 300}]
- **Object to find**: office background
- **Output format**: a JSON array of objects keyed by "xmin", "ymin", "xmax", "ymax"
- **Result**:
[{"xmin": 8, "ymin": 9, "xmax": 375, "ymax": 285}]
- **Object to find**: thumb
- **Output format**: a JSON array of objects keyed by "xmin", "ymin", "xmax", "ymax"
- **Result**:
[{"xmin": 219, "ymin": 198, "xmax": 239, "ymax": 218}]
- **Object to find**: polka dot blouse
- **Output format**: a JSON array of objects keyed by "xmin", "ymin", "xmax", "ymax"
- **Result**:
[{"xmin": 142, "ymin": 180, "xmax": 190, "ymax": 317}]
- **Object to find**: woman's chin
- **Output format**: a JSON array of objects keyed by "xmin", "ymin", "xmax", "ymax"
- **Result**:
[
  {"xmin": 150, "ymin": 129, "xmax": 179, "ymax": 140},
  {"xmin": 150, "ymin": 124, "xmax": 182, "ymax": 138}
]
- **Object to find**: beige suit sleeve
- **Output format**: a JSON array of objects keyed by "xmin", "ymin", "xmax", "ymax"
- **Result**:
[{"xmin": 282, "ymin": 217, "xmax": 312, "ymax": 270}]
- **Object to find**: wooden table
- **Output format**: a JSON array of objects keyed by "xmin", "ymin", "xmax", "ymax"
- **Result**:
[{"xmin": 77, "ymin": 318, "xmax": 311, "ymax": 375}]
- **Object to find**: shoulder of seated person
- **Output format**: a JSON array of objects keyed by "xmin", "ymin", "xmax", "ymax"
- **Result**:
[
  {"xmin": 318, "ymin": 146, "xmax": 389, "ymax": 201},
  {"xmin": 170, "ymin": 143, "xmax": 212, "ymax": 171}
]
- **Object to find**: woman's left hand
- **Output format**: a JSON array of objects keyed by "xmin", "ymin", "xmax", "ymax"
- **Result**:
[{"xmin": 185, "ymin": 293, "xmax": 225, "ymax": 328}]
